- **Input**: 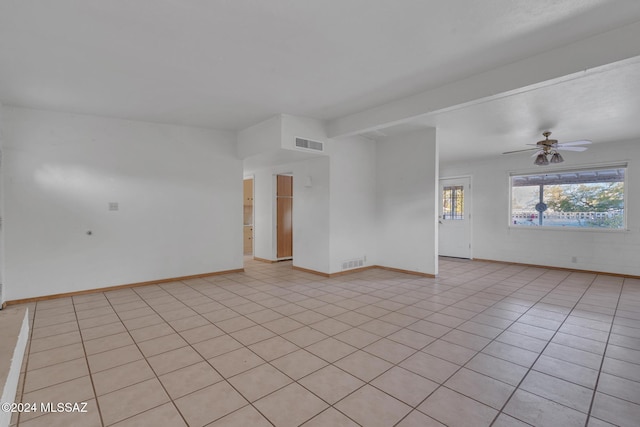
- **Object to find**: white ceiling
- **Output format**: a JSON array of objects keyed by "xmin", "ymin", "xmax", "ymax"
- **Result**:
[{"xmin": 2, "ymin": 1, "xmax": 640, "ymax": 162}]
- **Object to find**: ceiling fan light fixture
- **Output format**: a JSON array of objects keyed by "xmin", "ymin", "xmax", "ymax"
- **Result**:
[
  {"xmin": 550, "ymin": 152, "xmax": 564, "ymax": 164},
  {"xmin": 534, "ymin": 153, "xmax": 549, "ymax": 166}
]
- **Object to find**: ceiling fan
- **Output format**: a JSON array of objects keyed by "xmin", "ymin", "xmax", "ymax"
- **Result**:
[{"xmin": 502, "ymin": 131, "xmax": 592, "ymax": 165}]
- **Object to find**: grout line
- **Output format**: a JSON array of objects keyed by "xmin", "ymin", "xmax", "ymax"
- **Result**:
[
  {"xmin": 70, "ymin": 297, "xmax": 106, "ymax": 427},
  {"xmin": 584, "ymin": 277, "xmax": 625, "ymax": 425}
]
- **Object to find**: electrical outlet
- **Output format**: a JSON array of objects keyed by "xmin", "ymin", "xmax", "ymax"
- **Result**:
[{"xmin": 571, "ymin": 256, "xmax": 577, "ymax": 263}]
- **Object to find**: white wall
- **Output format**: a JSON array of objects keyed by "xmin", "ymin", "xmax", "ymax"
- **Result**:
[
  {"xmin": 328, "ymin": 135, "xmax": 377, "ymax": 273},
  {"xmin": 440, "ymin": 139, "xmax": 640, "ymax": 276},
  {"xmin": 376, "ymin": 129, "xmax": 439, "ymax": 275},
  {"xmin": 2, "ymin": 107, "xmax": 243, "ymax": 301},
  {"xmin": 237, "ymin": 115, "xmax": 281, "ymax": 159},
  {"xmin": 0, "ymin": 103, "xmax": 4, "ymax": 304}
]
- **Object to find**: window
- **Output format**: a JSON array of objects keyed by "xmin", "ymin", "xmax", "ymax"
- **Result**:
[
  {"xmin": 510, "ymin": 166, "xmax": 626, "ymax": 229},
  {"xmin": 443, "ymin": 185, "xmax": 464, "ymax": 220}
]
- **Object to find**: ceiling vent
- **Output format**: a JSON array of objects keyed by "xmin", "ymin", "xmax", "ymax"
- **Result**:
[{"xmin": 295, "ymin": 137, "xmax": 324, "ymax": 152}]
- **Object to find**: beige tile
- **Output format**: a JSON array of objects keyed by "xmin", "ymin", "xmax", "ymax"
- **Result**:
[
  {"xmin": 400, "ymin": 351, "xmax": 459, "ymax": 384},
  {"xmin": 179, "ymin": 323, "xmax": 224, "ymax": 344},
  {"xmin": 254, "ymin": 383, "xmax": 328, "ymax": 427},
  {"xmin": 98, "ymin": 378, "xmax": 170, "ymax": 426},
  {"xmin": 302, "ymin": 408, "xmax": 359, "ymax": 427},
  {"xmin": 418, "ymin": 386, "xmax": 498, "ymax": 427},
  {"xmin": 30, "ymin": 331, "xmax": 81, "ymax": 353},
  {"xmin": 504, "ymin": 389, "xmax": 587, "ymax": 427},
  {"xmin": 482, "ymin": 341, "xmax": 539, "ymax": 368},
  {"xmin": 111, "ymin": 402, "xmax": 187, "ymax": 427},
  {"xmin": 230, "ymin": 325, "xmax": 275, "ymax": 345},
  {"xmin": 174, "ymin": 382, "xmax": 248, "ymax": 427},
  {"xmin": 335, "ymin": 384, "xmax": 412, "ymax": 427},
  {"xmin": 396, "ymin": 410, "xmax": 445, "ymax": 427},
  {"xmin": 31, "ymin": 321, "xmax": 78, "ymax": 339},
  {"xmin": 263, "ymin": 317, "xmax": 305, "ymax": 334},
  {"xmin": 299, "ymin": 365, "xmax": 364, "ymax": 404},
  {"xmin": 310, "ymin": 318, "xmax": 352, "ymax": 336},
  {"xmin": 18, "ymin": 399, "xmax": 101, "ymax": 427},
  {"xmin": 159, "ymin": 361, "xmax": 223, "ymax": 399},
  {"xmin": 282, "ymin": 327, "xmax": 328, "ymax": 347},
  {"xmin": 445, "ymin": 368, "xmax": 515, "ymax": 409},
  {"xmin": 137, "ymin": 333, "xmax": 187, "ymax": 357},
  {"xmin": 209, "ymin": 405, "xmax": 272, "ymax": 427},
  {"xmin": 147, "ymin": 345, "xmax": 204, "ymax": 375},
  {"xmin": 122, "ymin": 313, "xmax": 164, "ymax": 330},
  {"xmin": 209, "ymin": 347, "xmax": 264, "ymax": 377},
  {"xmin": 87, "ymin": 344, "xmax": 143, "ymax": 373},
  {"xmin": 128, "ymin": 323, "xmax": 175, "ymax": 342},
  {"xmin": 466, "ymin": 353, "xmax": 528, "ymax": 386},
  {"xmin": 167, "ymin": 314, "xmax": 209, "ymax": 331},
  {"xmin": 492, "ymin": 413, "xmax": 532, "ymax": 427},
  {"xmin": 92, "ymin": 359, "xmax": 155, "ymax": 396},
  {"xmin": 387, "ymin": 328, "xmax": 435, "ymax": 349},
  {"xmin": 249, "ymin": 336, "xmax": 300, "ymax": 361},
  {"xmin": 363, "ymin": 338, "xmax": 416, "ymax": 364},
  {"xmin": 371, "ymin": 366, "xmax": 438, "ymax": 407},
  {"xmin": 602, "ymin": 356, "xmax": 640, "ymax": 382},
  {"xmin": 215, "ymin": 316, "xmax": 257, "ymax": 333},
  {"xmin": 334, "ymin": 350, "xmax": 393, "ymax": 382},
  {"xmin": 84, "ymin": 331, "xmax": 135, "ymax": 355},
  {"xmin": 333, "ymin": 311, "xmax": 372, "ymax": 327},
  {"xmin": 78, "ymin": 313, "xmax": 121, "ymax": 329},
  {"xmin": 597, "ymin": 373, "xmax": 640, "ymax": 405},
  {"xmin": 24, "ymin": 358, "xmax": 89, "ymax": 393},
  {"xmin": 533, "ymin": 355, "xmax": 599, "ymax": 388},
  {"xmin": 228, "ymin": 363, "xmax": 292, "ymax": 402},
  {"xmin": 27, "ymin": 343, "xmax": 85, "ymax": 370},
  {"xmin": 193, "ymin": 334, "xmax": 243, "ymax": 359},
  {"xmin": 80, "ymin": 322, "xmax": 127, "ymax": 341},
  {"xmin": 306, "ymin": 337, "xmax": 358, "ymax": 363},
  {"xmin": 359, "ymin": 319, "xmax": 402, "ymax": 336},
  {"xmin": 407, "ymin": 320, "xmax": 452, "ymax": 338},
  {"xmin": 245, "ymin": 309, "xmax": 284, "ymax": 324},
  {"xmin": 333, "ymin": 327, "xmax": 381, "ymax": 348},
  {"xmin": 591, "ymin": 391, "xmax": 640, "ymax": 427},
  {"xmin": 271, "ymin": 349, "xmax": 328, "ymax": 380},
  {"xmin": 20, "ymin": 376, "xmax": 95, "ymax": 423}
]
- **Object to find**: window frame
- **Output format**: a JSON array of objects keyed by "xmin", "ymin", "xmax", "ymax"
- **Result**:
[{"xmin": 508, "ymin": 164, "xmax": 629, "ymax": 232}]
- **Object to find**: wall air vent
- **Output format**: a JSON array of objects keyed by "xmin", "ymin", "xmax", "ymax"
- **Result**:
[
  {"xmin": 341, "ymin": 258, "xmax": 365, "ymax": 271},
  {"xmin": 295, "ymin": 137, "xmax": 324, "ymax": 152}
]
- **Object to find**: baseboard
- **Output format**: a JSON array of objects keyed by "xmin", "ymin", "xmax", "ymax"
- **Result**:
[
  {"xmin": 3, "ymin": 268, "xmax": 244, "ymax": 307},
  {"xmin": 293, "ymin": 265, "xmax": 435, "ymax": 278},
  {"xmin": 473, "ymin": 258, "xmax": 640, "ymax": 279},
  {"xmin": 253, "ymin": 257, "xmax": 278, "ymax": 264},
  {"xmin": 375, "ymin": 265, "xmax": 436, "ymax": 278}
]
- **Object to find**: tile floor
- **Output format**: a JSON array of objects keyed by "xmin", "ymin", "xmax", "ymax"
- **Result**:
[{"xmin": 7, "ymin": 257, "xmax": 640, "ymax": 426}]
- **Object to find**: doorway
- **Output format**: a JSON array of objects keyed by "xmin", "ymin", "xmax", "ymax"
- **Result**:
[
  {"xmin": 439, "ymin": 176, "xmax": 472, "ymax": 259},
  {"xmin": 276, "ymin": 175, "xmax": 293, "ymax": 259}
]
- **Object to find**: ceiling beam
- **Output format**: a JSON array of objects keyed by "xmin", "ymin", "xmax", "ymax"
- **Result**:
[{"xmin": 327, "ymin": 20, "xmax": 640, "ymax": 138}]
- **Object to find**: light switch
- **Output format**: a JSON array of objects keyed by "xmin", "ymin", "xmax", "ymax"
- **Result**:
[{"xmin": 108, "ymin": 202, "xmax": 119, "ymax": 211}]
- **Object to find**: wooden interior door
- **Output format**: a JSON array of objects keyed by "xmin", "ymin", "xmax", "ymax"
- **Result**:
[
  {"xmin": 243, "ymin": 179, "xmax": 253, "ymax": 255},
  {"xmin": 276, "ymin": 175, "xmax": 293, "ymax": 258}
]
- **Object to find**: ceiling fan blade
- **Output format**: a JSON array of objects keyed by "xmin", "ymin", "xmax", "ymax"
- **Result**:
[
  {"xmin": 557, "ymin": 146, "xmax": 588, "ymax": 152},
  {"xmin": 502, "ymin": 147, "xmax": 539, "ymax": 155},
  {"xmin": 558, "ymin": 140, "xmax": 592, "ymax": 146}
]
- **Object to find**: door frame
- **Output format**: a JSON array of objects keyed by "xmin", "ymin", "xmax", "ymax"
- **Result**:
[{"xmin": 438, "ymin": 175, "xmax": 473, "ymax": 259}]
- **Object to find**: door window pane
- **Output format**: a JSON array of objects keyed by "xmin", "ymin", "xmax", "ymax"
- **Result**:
[{"xmin": 443, "ymin": 185, "xmax": 464, "ymax": 220}]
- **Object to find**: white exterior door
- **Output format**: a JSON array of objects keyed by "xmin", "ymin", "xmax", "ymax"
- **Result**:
[{"xmin": 439, "ymin": 177, "xmax": 471, "ymax": 258}]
